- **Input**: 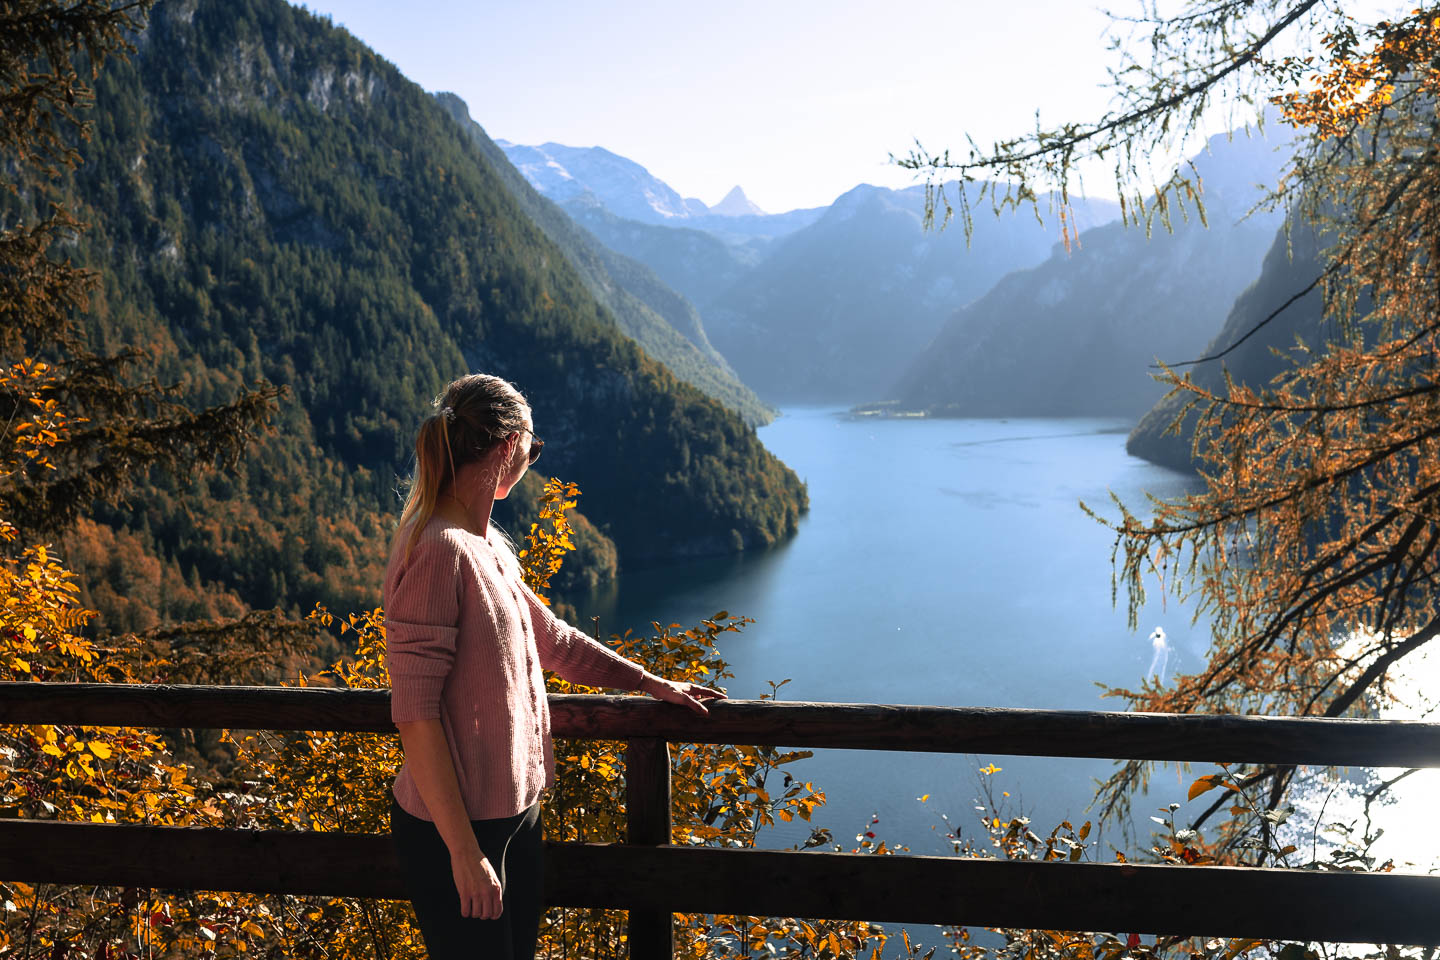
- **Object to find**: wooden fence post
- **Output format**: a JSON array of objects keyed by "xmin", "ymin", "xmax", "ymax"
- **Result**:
[{"xmin": 626, "ymin": 737, "xmax": 673, "ymax": 960}]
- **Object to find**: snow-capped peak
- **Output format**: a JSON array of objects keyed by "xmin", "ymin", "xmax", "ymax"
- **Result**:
[{"xmin": 710, "ymin": 186, "xmax": 766, "ymax": 218}]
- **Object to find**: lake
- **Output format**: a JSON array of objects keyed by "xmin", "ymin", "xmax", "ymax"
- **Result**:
[
  {"xmin": 576, "ymin": 406, "xmax": 1440, "ymax": 910},
  {"xmin": 578, "ymin": 407, "xmax": 1214, "ymax": 860}
]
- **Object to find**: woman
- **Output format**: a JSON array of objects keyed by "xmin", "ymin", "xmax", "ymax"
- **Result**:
[{"xmin": 384, "ymin": 373, "xmax": 724, "ymax": 960}]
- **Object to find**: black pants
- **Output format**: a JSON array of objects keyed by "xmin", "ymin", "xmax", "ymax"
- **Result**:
[{"xmin": 389, "ymin": 794, "xmax": 544, "ymax": 960}]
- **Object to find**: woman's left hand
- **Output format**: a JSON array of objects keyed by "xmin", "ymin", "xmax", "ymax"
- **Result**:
[{"xmin": 640, "ymin": 675, "xmax": 727, "ymax": 715}]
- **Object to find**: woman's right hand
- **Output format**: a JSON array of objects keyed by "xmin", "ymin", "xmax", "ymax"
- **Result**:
[{"xmin": 451, "ymin": 846, "xmax": 504, "ymax": 919}]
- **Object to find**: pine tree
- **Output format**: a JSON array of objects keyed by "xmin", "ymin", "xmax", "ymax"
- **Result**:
[{"xmin": 0, "ymin": 0, "xmax": 280, "ymax": 538}]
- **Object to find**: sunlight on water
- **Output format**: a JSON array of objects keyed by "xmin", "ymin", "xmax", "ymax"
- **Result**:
[
  {"xmin": 1371, "ymin": 642, "xmax": 1440, "ymax": 870},
  {"xmin": 1288, "ymin": 640, "xmax": 1440, "ymax": 875}
]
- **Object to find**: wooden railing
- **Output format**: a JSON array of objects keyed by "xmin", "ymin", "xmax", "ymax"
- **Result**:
[{"xmin": 3, "ymin": 682, "xmax": 1440, "ymax": 956}]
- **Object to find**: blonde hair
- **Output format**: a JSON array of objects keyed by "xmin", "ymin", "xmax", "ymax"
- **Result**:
[{"xmin": 394, "ymin": 374, "xmax": 530, "ymax": 558}]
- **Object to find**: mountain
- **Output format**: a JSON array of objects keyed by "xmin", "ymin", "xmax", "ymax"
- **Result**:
[
  {"xmin": 701, "ymin": 183, "xmax": 1123, "ymax": 403},
  {"xmin": 1125, "ymin": 222, "xmax": 1327, "ymax": 471},
  {"xmin": 497, "ymin": 137, "xmax": 1131, "ymax": 404},
  {"xmin": 889, "ymin": 127, "xmax": 1288, "ymax": 418},
  {"xmin": 710, "ymin": 186, "xmax": 766, "ymax": 217},
  {"xmin": 434, "ymin": 94, "xmax": 772, "ymax": 426},
  {"xmin": 32, "ymin": 0, "xmax": 807, "ymax": 630},
  {"xmin": 497, "ymin": 140, "xmax": 826, "ymax": 242},
  {"xmin": 562, "ymin": 199, "xmax": 765, "ymax": 317},
  {"xmin": 495, "ymin": 140, "xmax": 706, "ymax": 223}
]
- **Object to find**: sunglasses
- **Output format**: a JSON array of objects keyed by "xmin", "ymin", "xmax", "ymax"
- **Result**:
[{"xmin": 518, "ymin": 427, "xmax": 544, "ymax": 464}]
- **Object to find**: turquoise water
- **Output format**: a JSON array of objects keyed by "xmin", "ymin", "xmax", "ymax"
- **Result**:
[{"xmin": 575, "ymin": 407, "xmax": 1213, "ymax": 859}]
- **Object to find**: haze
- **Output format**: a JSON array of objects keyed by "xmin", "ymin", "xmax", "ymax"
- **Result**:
[{"xmin": 299, "ymin": 0, "xmax": 1146, "ymax": 213}]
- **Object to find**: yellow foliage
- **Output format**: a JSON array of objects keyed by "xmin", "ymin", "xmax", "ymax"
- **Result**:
[
  {"xmin": 518, "ymin": 477, "xmax": 582, "ymax": 606},
  {"xmin": 1274, "ymin": 11, "xmax": 1440, "ymax": 140},
  {"xmin": 0, "ymin": 379, "xmax": 882, "ymax": 957},
  {"xmin": 141, "ymin": 476, "xmax": 875, "ymax": 960},
  {"xmin": 0, "ymin": 362, "xmax": 241, "ymax": 958}
]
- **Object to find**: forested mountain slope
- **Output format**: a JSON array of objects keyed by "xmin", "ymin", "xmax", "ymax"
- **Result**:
[
  {"xmin": 38, "ymin": 0, "xmax": 805, "ymax": 631},
  {"xmin": 890, "ymin": 128, "xmax": 1286, "ymax": 418},
  {"xmin": 701, "ymin": 184, "xmax": 1121, "ymax": 403},
  {"xmin": 562, "ymin": 199, "xmax": 766, "ymax": 318},
  {"xmin": 1125, "ymin": 223, "xmax": 1327, "ymax": 471},
  {"xmin": 434, "ymin": 94, "xmax": 773, "ymax": 426}
]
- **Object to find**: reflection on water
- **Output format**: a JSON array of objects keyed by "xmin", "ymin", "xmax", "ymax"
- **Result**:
[
  {"xmin": 936, "ymin": 486, "xmax": 1043, "ymax": 510},
  {"xmin": 577, "ymin": 546, "xmax": 797, "ymax": 641}
]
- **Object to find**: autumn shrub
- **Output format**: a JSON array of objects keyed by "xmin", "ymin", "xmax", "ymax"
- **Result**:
[
  {"xmin": 0, "ymin": 359, "xmax": 242, "ymax": 959},
  {"xmin": 211, "ymin": 477, "xmax": 890, "ymax": 960},
  {"xmin": 0, "ymin": 450, "xmax": 891, "ymax": 958}
]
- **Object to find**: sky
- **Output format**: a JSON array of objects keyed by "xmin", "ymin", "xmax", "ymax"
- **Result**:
[{"xmin": 294, "ymin": 0, "xmax": 1345, "ymax": 214}]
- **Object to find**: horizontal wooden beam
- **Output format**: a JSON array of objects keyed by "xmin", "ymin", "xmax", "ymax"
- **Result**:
[
  {"xmin": 0, "ymin": 682, "xmax": 396, "ymax": 733},
  {"xmin": 0, "ymin": 819, "xmax": 402, "ymax": 897},
  {"xmin": 3, "ymin": 682, "xmax": 1440, "ymax": 766},
  {"xmin": 552, "ymin": 696, "xmax": 1440, "ymax": 768},
  {"xmin": 0, "ymin": 821, "xmax": 1435, "ymax": 944},
  {"xmin": 554, "ymin": 845, "xmax": 1440, "ymax": 946}
]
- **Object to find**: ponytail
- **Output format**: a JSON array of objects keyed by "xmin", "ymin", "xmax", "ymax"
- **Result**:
[{"xmin": 396, "ymin": 413, "xmax": 452, "ymax": 559}]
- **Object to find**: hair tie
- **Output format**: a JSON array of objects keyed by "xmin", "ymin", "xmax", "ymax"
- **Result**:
[{"xmin": 438, "ymin": 406, "xmax": 458, "ymax": 479}]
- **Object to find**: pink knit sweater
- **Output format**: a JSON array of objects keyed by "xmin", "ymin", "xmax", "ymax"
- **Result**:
[{"xmin": 384, "ymin": 515, "xmax": 646, "ymax": 821}]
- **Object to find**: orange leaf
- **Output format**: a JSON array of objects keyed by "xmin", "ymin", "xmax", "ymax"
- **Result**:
[{"xmin": 1187, "ymin": 774, "xmax": 1224, "ymax": 800}]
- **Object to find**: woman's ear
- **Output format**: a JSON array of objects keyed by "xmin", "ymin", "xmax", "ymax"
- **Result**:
[{"xmin": 486, "ymin": 433, "xmax": 516, "ymax": 464}]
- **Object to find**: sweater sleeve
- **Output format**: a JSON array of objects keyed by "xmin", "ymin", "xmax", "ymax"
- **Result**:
[
  {"xmin": 522, "ymin": 581, "xmax": 646, "ymax": 691},
  {"xmin": 384, "ymin": 536, "xmax": 463, "ymax": 723}
]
